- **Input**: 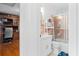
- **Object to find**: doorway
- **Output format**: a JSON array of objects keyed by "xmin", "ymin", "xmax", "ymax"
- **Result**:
[{"xmin": 0, "ymin": 3, "xmax": 20, "ymax": 56}]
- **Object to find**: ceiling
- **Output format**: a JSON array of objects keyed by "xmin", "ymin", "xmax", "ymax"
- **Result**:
[
  {"xmin": 40, "ymin": 3, "xmax": 68, "ymax": 20},
  {"xmin": 0, "ymin": 3, "xmax": 20, "ymax": 15},
  {"xmin": 1, "ymin": 3, "xmax": 16, "ymax": 7},
  {"xmin": 1, "ymin": 3, "xmax": 20, "ymax": 8},
  {"xmin": 40, "ymin": 3, "xmax": 68, "ymax": 15}
]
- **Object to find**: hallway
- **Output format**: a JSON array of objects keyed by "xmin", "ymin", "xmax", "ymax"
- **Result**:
[
  {"xmin": 1, "ymin": 38, "xmax": 19, "ymax": 56},
  {"xmin": 0, "ymin": 32, "xmax": 19, "ymax": 56}
]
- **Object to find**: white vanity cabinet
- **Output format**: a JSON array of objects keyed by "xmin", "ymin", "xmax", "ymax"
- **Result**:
[
  {"xmin": 51, "ymin": 41, "xmax": 68, "ymax": 56},
  {"xmin": 40, "ymin": 35, "xmax": 52, "ymax": 56}
]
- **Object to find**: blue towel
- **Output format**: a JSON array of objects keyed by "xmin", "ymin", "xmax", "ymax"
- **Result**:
[{"xmin": 58, "ymin": 51, "xmax": 69, "ymax": 56}]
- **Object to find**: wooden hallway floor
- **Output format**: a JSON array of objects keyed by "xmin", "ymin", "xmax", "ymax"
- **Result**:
[{"xmin": 1, "ymin": 39, "xmax": 19, "ymax": 56}]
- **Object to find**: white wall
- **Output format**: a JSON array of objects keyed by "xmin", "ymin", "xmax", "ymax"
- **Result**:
[
  {"xmin": 77, "ymin": 3, "xmax": 79, "ymax": 56},
  {"xmin": 20, "ymin": 3, "xmax": 40, "ymax": 56},
  {"xmin": 69, "ymin": 3, "xmax": 77, "ymax": 56}
]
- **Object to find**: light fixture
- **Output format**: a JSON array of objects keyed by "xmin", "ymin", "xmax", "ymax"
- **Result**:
[
  {"xmin": 40, "ymin": 7, "xmax": 44, "ymax": 16},
  {"xmin": 57, "ymin": 16, "xmax": 63, "ymax": 19}
]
